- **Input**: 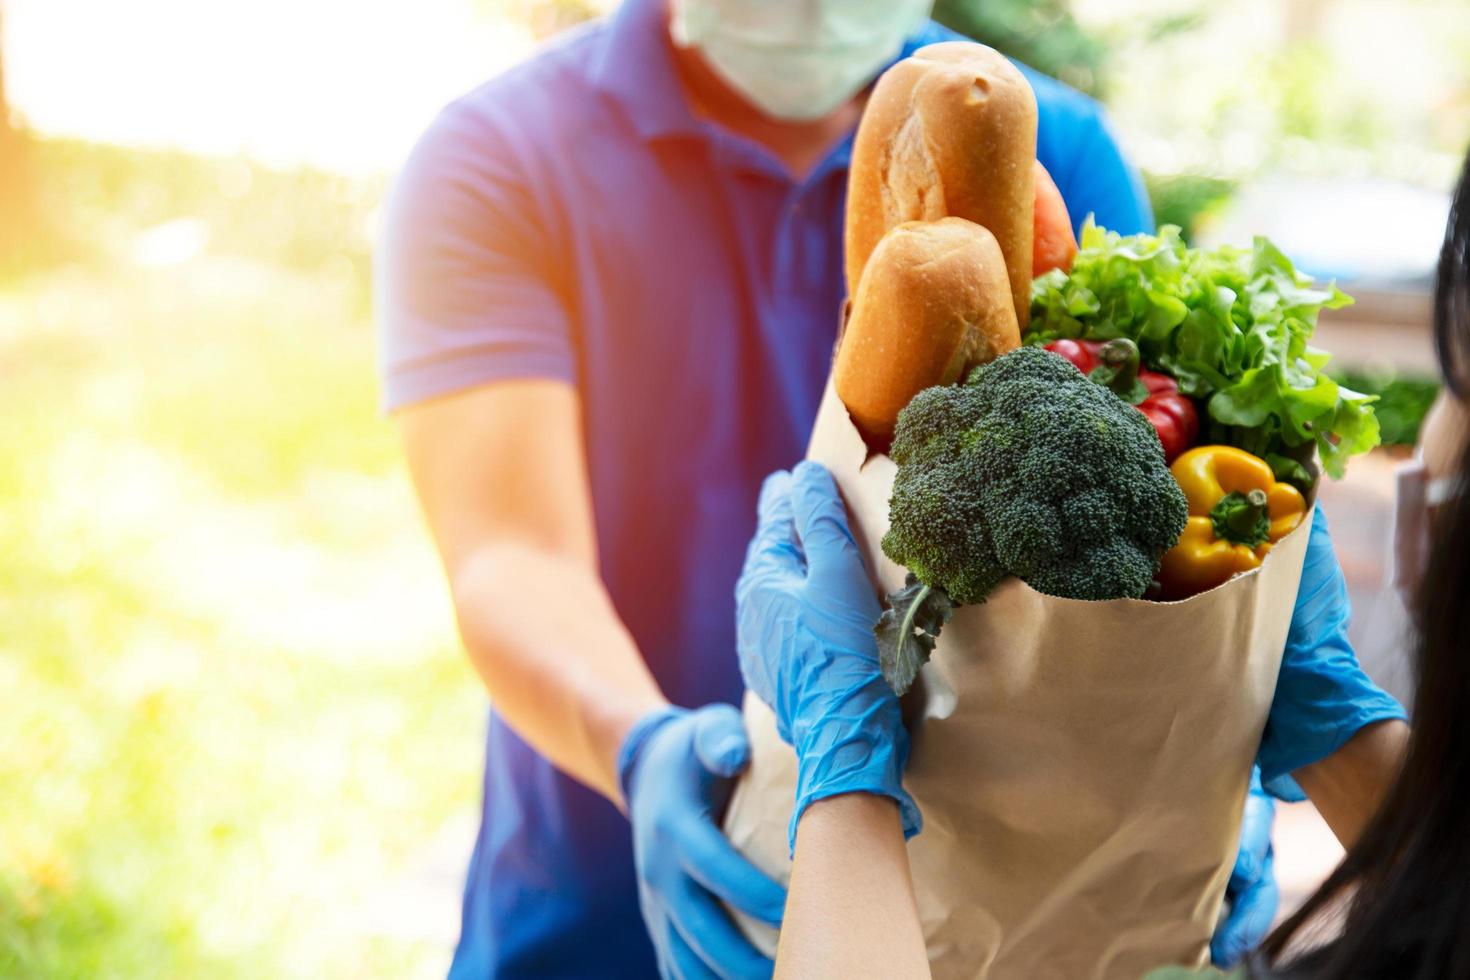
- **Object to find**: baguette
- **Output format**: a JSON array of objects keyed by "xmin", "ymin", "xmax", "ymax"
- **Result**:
[
  {"xmin": 834, "ymin": 217, "xmax": 1020, "ymax": 446},
  {"xmin": 844, "ymin": 41, "xmax": 1037, "ymax": 327}
]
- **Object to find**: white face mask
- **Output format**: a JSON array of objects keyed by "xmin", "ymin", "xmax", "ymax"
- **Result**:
[{"xmin": 670, "ymin": 0, "xmax": 935, "ymax": 122}]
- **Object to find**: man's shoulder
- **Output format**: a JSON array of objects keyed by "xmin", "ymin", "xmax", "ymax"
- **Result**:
[
  {"xmin": 906, "ymin": 21, "xmax": 1105, "ymax": 127},
  {"xmin": 393, "ymin": 19, "xmax": 618, "ymax": 209},
  {"xmin": 438, "ymin": 18, "xmax": 611, "ymax": 136}
]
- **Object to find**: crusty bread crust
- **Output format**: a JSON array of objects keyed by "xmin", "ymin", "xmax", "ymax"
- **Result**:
[
  {"xmin": 834, "ymin": 217, "xmax": 1020, "ymax": 445},
  {"xmin": 845, "ymin": 41, "xmax": 1037, "ymax": 328}
]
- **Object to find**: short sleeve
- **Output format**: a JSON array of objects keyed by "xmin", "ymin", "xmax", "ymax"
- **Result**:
[
  {"xmin": 1042, "ymin": 98, "xmax": 1155, "ymax": 238},
  {"xmin": 375, "ymin": 99, "xmax": 575, "ymax": 412}
]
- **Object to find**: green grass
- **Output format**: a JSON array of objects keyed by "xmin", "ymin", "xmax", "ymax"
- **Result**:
[{"xmin": 0, "ymin": 139, "xmax": 484, "ymax": 978}]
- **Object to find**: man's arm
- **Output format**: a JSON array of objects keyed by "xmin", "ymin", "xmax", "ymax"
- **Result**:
[
  {"xmin": 1293, "ymin": 719, "xmax": 1410, "ymax": 847},
  {"xmin": 382, "ymin": 101, "xmax": 783, "ymax": 978},
  {"xmin": 397, "ymin": 379, "xmax": 665, "ymax": 801},
  {"xmin": 401, "ymin": 380, "xmax": 783, "ymax": 980}
]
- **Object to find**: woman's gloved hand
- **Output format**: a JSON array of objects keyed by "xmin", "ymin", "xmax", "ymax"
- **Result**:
[
  {"xmin": 619, "ymin": 704, "xmax": 786, "ymax": 980},
  {"xmin": 1212, "ymin": 770, "xmax": 1279, "ymax": 968},
  {"xmin": 735, "ymin": 461, "xmax": 920, "ymax": 852},
  {"xmin": 1258, "ymin": 508, "xmax": 1408, "ymax": 785},
  {"xmin": 1223, "ymin": 508, "xmax": 1406, "ymax": 966}
]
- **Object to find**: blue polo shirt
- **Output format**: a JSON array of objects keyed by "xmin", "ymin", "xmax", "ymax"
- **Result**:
[{"xmin": 376, "ymin": 1, "xmax": 1151, "ymax": 976}]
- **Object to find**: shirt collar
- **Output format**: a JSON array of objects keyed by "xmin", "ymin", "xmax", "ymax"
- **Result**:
[{"xmin": 591, "ymin": 0, "xmax": 703, "ymax": 142}]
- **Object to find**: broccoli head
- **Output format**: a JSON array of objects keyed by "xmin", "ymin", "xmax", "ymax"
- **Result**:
[{"xmin": 882, "ymin": 345, "xmax": 1188, "ymax": 605}]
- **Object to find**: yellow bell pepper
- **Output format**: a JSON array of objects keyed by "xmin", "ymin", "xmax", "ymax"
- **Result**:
[{"xmin": 1157, "ymin": 445, "xmax": 1308, "ymax": 600}]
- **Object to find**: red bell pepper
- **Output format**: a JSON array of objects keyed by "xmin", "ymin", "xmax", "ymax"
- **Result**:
[{"xmin": 1044, "ymin": 338, "xmax": 1198, "ymax": 462}]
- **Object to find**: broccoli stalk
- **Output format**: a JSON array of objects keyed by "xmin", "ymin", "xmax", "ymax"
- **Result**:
[{"xmin": 874, "ymin": 574, "xmax": 955, "ymax": 696}]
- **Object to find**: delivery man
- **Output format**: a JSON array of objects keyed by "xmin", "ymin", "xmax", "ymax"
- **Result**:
[{"xmin": 376, "ymin": 1, "xmax": 1405, "ymax": 977}]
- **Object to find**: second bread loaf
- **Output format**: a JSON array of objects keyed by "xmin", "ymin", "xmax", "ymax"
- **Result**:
[{"xmin": 833, "ymin": 217, "xmax": 1020, "ymax": 446}]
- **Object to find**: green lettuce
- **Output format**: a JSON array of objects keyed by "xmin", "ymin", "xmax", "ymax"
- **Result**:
[{"xmin": 1028, "ymin": 222, "xmax": 1379, "ymax": 478}]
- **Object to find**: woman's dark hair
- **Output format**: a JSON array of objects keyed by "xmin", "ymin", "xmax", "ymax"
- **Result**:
[
  {"xmin": 1435, "ymin": 156, "xmax": 1470, "ymax": 399},
  {"xmin": 1257, "ymin": 149, "xmax": 1470, "ymax": 978}
]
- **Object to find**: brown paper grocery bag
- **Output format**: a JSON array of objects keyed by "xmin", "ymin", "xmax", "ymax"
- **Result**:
[{"xmin": 724, "ymin": 378, "xmax": 1311, "ymax": 980}]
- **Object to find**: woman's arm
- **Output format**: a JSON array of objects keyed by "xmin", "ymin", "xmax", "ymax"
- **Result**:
[
  {"xmin": 777, "ymin": 793, "xmax": 930, "ymax": 980},
  {"xmin": 1294, "ymin": 719, "xmax": 1410, "ymax": 847},
  {"xmin": 735, "ymin": 463, "xmax": 929, "ymax": 975}
]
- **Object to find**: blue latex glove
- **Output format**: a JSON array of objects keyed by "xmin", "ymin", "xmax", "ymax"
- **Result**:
[
  {"xmin": 735, "ymin": 461, "xmax": 920, "ymax": 851},
  {"xmin": 1217, "ymin": 509, "xmax": 1407, "ymax": 966},
  {"xmin": 1212, "ymin": 770, "xmax": 1279, "ymax": 968},
  {"xmin": 1257, "ymin": 508, "xmax": 1408, "ymax": 786},
  {"xmin": 618, "ymin": 703, "xmax": 786, "ymax": 980}
]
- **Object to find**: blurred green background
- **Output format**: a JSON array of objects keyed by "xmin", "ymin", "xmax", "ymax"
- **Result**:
[
  {"xmin": 0, "ymin": 139, "xmax": 482, "ymax": 978},
  {"xmin": 2, "ymin": 0, "xmax": 1466, "ymax": 976}
]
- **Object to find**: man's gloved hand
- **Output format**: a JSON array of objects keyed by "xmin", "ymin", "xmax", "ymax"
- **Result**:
[
  {"xmin": 619, "ymin": 704, "xmax": 786, "ymax": 980},
  {"xmin": 1258, "ymin": 508, "xmax": 1408, "ymax": 786},
  {"xmin": 735, "ymin": 461, "xmax": 920, "ymax": 851},
  {"xmin": 1212, "ymin": 770, "xmax": 1279, "ymax": 968}
]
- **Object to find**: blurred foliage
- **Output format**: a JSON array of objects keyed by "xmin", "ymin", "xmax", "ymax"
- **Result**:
[
  {"xmin": 7, "ymin": 134, "xmax": 379, "ymax": 301},
  {"xmin": 0, "ymin": 140, "xmax": 480, "ymax": 978},
  {"xmin": 1268, "ymin": 42, "xmax": 1334, "ymax": 143},
  {"xmin": 933, "ymin": 0, "xmax": 1107, "ymax": 95},
  {"xmin": 1256, "ymin": 40, "xmax": 1397, "ymax": 154},
  {"xmin": 1333, "ymin": 369, "xmax": 1441, "ymax": 446},
  {"xmin": 935, "ymin": 0, "xmax": 1213, "ymax": 99},
  {"xmin": 1143, "ymin": 172, "xmax": 1238, "ymax": 243}
]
